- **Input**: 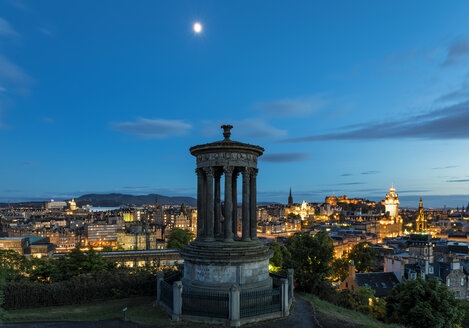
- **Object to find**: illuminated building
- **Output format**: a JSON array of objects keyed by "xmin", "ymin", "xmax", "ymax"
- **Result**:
[
  {"xmin": 69, "ymin": 199, "xmax": 77, "ymax": 211},
  {"xmin": 173, "ymin": 212, "xmax": 194, "ymax": 232},
  {"xmin": 416, "ymin": 197, "xmax": 427, "ymax": 233},
  {"xmin": 285, "ymin": 200, "xmax": 315, "ymax": 220},
  {"xmin": 122, "ymin": 210, "xmax": 141, "ymax": 222},
  {"xmin": 86, "ymin": 224, "xmax": 117, "ymax": 247},
  {"xmin": 384, "ymin": 186, "xmax": 399, "ymax": 218},
  {"xmin": 46, "ymin": 200, "xmax": 67, "ymax": 210},
  {"xmin": 0, "ymin": 235, "xmax": 55, "ymax": 257},
  {"xmin": 325, "ymin": 195, "xmax": 370, "ymax": 206},
  {"xmin": 375, "ymin": 185, "xmax": 403, "ymax": 238},
  {"xmin": 0, "ymin": 237, "xmax": 28, "ymax": 254},
  {"xmin": 116, "ymin": 231, "xmax": 162, "ymax": 250}
]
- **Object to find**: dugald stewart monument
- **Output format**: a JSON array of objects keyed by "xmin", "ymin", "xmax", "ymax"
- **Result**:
[{"xmin": 157, "ymin": 125, "xmax": 293, "ymax": 326}]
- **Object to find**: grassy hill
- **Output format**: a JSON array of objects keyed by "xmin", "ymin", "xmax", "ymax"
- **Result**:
[
  {"xmin": 4, "ymin": 296, "xmax": 171, "ymax": 326},
  {"xmin": 300, "ymin": 294, "xmax": 404, "ymax": 328}
]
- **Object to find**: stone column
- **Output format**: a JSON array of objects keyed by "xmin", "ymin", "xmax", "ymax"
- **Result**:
[
  {"xmin": 172, "ymin": 281, "xmax": 183, "ymax": 321},
  {"xmin": 224, "ymin": 166, "xmax": 234, "ymax": 242},
  {"xmin": 204, "ymin": 167, "xmax": 215, "ymax": 241},
  {"xmin": 232, "ymin": 170, "xmax": 239, "ymax": 238},
  {"xmin": 229, "ymin": 284, "xmax": 240, "ymax": 326},
  {"xmin": 250, "ymin": 168, "xmax": 258, "ymax": 240},
  {"xmin": 156, "ymin": 271, "xmax": 164, "ymax": 303},
  {"xmin": 196, "ymin": 168, "xmax": 205, "ymax": 239},
  {"xmin": 242, "ymin": 167, "xmax": 251, "ymax": 241},
  {"xmin": 214, "ymin": 170, "xmax": 222, "ymax": 237},
  {"xmin": 281, "ymin": 278, "xmax": 289, "ymax": 317},
  {"xmin": 288, "ymin": 268, "xmax": 294, "ymax": 304}
]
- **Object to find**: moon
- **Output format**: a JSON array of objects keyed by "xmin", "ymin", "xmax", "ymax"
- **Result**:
[{"xmin": 193, "ymin": 22, "xmax": 202, "ymax": 34}]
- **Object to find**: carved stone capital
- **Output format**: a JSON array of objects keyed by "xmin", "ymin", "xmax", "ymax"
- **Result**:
[
  {"xmin": 241, "ymin": 167, "xmax": 251, "ymax": 177},
  {"xmin": 203, "ymin": 167, "xmax": 215, "ymax": 177},
  {"xmin": 223, "ymin": 166, "xmax": 234, "ymax": 175}
]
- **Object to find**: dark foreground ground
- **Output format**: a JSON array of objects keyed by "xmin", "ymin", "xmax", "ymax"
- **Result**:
[
  {"xmin": 2, "ymin": 296, "xmax": 316, "ymax": 328},
  {"xmin": 5, "ymin": 293, "xmax": 397, "ymax": 328}
]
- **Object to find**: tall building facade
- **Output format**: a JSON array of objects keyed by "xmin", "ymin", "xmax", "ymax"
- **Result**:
[{"xmin": 384, "ymin": 186, "xmax": 399, "ymax": 218}]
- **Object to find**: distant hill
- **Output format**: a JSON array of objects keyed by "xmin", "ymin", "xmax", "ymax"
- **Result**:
[
  {"xmin": 75, "ymin": 193, "xmax": 196, "ymax": 207},
  {"xmin": 0, "ymin": 193, "xmax": 197, "ymax": 209}
]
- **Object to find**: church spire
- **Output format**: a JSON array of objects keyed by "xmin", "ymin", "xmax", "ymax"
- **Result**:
[
  {"xmin": 416, "ymin": 197, "xmax": 426, "ymax": 233},
  {"xmin": 288, "ymin": 188, "xmax": 293, "ymax": 206}
]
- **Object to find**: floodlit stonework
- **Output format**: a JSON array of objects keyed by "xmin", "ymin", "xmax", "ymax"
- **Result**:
[{"xmin": 157, "ymin": 125, "xmax": 294, "ymax": 326}]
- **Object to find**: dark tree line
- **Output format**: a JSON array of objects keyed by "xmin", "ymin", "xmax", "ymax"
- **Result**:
[{"xmin": 0, "ymin": 247, "xmax": 168, "ymax": 310}]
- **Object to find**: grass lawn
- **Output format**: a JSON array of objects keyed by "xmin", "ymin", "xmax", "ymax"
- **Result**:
[
  {"xmin": 300, "ymin": 293, "xmax": 404, "ymax": 328},
  {"xmin": 4, "ymin": 296, "xmax": 172, "ymax": 326}
]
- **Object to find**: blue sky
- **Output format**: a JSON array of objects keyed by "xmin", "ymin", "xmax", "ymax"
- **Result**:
[{"xmin": 1, "ymin": 0, "xmax": 469, "ymax": 208}]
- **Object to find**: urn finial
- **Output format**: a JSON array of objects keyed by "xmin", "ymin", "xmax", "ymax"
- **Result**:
[{"xmin": 221, "ymin": 124, "xmax": 233, "ymax": 140}]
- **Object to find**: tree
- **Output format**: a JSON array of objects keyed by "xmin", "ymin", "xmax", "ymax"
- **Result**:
[
  {"xmin": 166, "ymin": 229, "xmax": 194, "ymax": 250},
  {"xmin": 49, "ymin": 246, "xmax": 114, "ymax": 281},
  {"xmin": 0, "ymin": 250, "xmax": 30, "ymax": 281},
  {"xmin": 0, "ymin": 264, "xmax": 6, "ymax": 321},
  {"xmin": 386, "ymin": 277, "xmax": 464, "ymax": 328},
  {"xmin": 458, "ymin": 300, "xmax": 469, "ymax": 328},
  {"xmin": 268, "ymin": 242, "xmax": 289, "ymax": 272},
  {"xmin": 283, "ymin": 231, "xmax": 334, "ymax": 292},
  {"xmin": 331, "ymin": 257, "xmax": 349, "ymax": 281},
  {"xmin": 347, "ymin": 242, "xmax": 378, "ymax": 273},
  {"xmin": 29, "ymin": 257, "xmax": 57, "ymax": 282}
]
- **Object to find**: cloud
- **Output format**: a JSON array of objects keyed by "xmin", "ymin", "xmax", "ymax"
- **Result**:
[
  {"xmin": 435, "ymin": 75, "xmax": 469, "ymax": 103},
  {"xmin": 361, "ymin": 170, "xmax": 380, "ymax": 175},
  {"xmin": 435, "ymin": 87, "xmax": 469, "ymax": 104},
  {"xmin": 42, "ymin": 117, "xmax": 54, "ymax": 124},
  {"xmin": 202, "ymin": 119, "xmax": 286, "ymax": 139},
  {"xmin": 39, "ymin": 27, "xmax": 53, "ymax": 36},
  {"xmin": 443, "ymin": 38, "xmax": 469, "ymax": 66},
  {"xmin": 0, "ymin": 18, "xmax": 19, "ymax": 38},
  {"xmin": 341, "ymin": 173, "xmax": 352, "ymax": 177},
  {"xmin": 253, "ymin": 95, "xmax": 325, "ymax": 117},
  {"xmin": 8, "ymin": 0, "xmax": 30, "ymax": 12},
  {"xmin": 261, "ymin": 152, "xmax": 311, "ymax": 163},
  {"xmin": 280, "ymin": 99, "xmax": 469, "ymax": 143},
  {"xmin": 112, "ymin": 118, "xmax": 192, "ymax": 139},
  {"xmin": 123, "ymin": 186, "xmax": 150, "ymax": 191},
  {"xmin": 447, "ymin": 179, "xmax": 469, "ymax": 183},
  {"xmin": 23, "ymin": 161, "xmax": 33, "ymax": 165},
  {"xmin": 354, "ymin": 188, "xmax": 383, "ymax": 193},
  {"xmin": 432, "ymin": 165, "xmax": 458, "ymax": 170},
  {"xmin": 324, "ymin": 182, "xmax": 366, "ymax": 186},
  {"xmin": 3, "ymin": 189, "xmax": 22, "ymax": 193},
  {"xmin": 0, "ymin": 55, "xmax": 30, "ymax": 85},
  {"xmin": 258, "ymin": 190, "xmax": 320, "ymax": 198},
  {"xmin": 383, "ymin": 48, "xmax": 419, "ymax": 65}
]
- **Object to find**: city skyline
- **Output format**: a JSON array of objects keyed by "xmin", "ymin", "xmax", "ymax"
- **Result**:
[{"xmin": 1, "ymin": 1, "xmax": 469, "ymax": 206}]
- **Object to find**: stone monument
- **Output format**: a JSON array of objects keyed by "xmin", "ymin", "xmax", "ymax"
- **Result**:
[
  {"xmin": 181, "ymin": 124, "xmax": 272, "ymax": 292},
  {"xmin": 157, "ymin": 125, "xmax": 293, "ymax": 326}
]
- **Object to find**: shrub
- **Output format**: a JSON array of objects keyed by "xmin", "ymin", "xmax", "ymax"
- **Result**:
[{"xmin": 3, "ymin": 269, "xmax": 156, "ymax": 309}]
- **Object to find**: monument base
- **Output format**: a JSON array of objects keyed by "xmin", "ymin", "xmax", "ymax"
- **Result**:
[{"xmin": 180, "ymin": 239, "xmax": 273, "ymax": 292}]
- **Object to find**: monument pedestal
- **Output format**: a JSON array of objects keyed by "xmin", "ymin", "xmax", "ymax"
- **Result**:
[{"xmin": 181, "ymin": 240, "xmax": 273, "ymax": 293}]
